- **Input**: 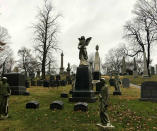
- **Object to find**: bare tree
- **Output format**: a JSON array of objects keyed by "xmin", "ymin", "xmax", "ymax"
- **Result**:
[
  {"xmin": 123, "ymin": 0, "xmax": 157, "ymax": 76},
  {"xmin": 0, "ymin": 26, "xmax": 10, "ymax": 52},
  {"xmin": 18, "ymin": 47, "xmax": 39, "ymax": 77},
  {"xmin": 33, "ymin": 0, "xmax": 60, "ymax": 79},
  {"xmin": 103, "ymin": 45, "xmax": 126, "ymax": 74}
]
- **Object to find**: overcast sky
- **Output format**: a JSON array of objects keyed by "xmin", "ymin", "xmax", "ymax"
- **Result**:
[{"xmin": 2, "ymin": 0, "xmax": 156, "ymax": 69}]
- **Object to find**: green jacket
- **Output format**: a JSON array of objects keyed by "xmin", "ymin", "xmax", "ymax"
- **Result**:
[{"xmin": 0, "ymin": 81, "xmax": 11, "ymax": 96}]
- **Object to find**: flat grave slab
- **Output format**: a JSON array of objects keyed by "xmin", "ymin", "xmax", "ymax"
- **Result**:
[
  {"xmin": 50, "ymin": 100, "xmax": 64, "ymax": 110},
  {"xmin": 26, "ymin": 101, "xmax": 39, "ymax": 109},
  {"xmin": 74, "ymin": 102, "xmax": 88, "ymax": 112}
]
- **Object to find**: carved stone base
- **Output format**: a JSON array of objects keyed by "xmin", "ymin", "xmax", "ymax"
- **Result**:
[
  {"xmin": 113, "ymin": 91, "xmax": 122, "ymax": 95},
  {"xmin": 96, "ymin": 123, "xmax": 115, "ymax": 130}
]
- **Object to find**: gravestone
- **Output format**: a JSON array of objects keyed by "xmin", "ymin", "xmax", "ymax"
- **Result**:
[
  {"xmin": 74, "ymin": 102, "xmax": 88, "ymax": 112},
  {"xmin": 26, "ymin": 101, "xmax": 39, "ymax": 109},
  {"xmin": 93, "ymin": 45, "xmax": 101, "ymax": 81},
  {"xmin": 60, "ymin": 93, "xmax": 68, "ymax": 98},
  {"xmin": 56, "ymin": 75, "xmax": 61, "ymax": 81},
  {"xmin": 121, "ymin": 57, "xmax": 126, "ymax": 75},
  {"xmin": 50, "ymin": 75, "xmax": 55, "ymax": 81},
  {"xmin": 69, "ymin": 66, "xmax": 97, "ymax": 103},
  {"xmin": 23, "ymin": 91, "xmax": 30, "ymax": 96},
  {"xmin": 37, "ymin": 80, "xmax": 43, "ymax": 86},
  {"xmin": 151, "ymin": 66, "xmax": 155, "ymax": 75},
  {"xmin": 60, "ymin": 80, "xmax": 67, "ymax": 86},
  {"xmin": 133, "ymin": 57, "xmax": 138, "ymax": 78},
  {"xmin": 140, "ymin": 81, "xmax": 157, "ymax": 101},
  {"xmin": 95, "ymin": 81, "xmax": 103, "ymax": 94},
  {"xmin": 122, "ymin": 78, "xmax": 130, "ymax": 88},
  {"xmin": 143, "ymin": 52, "xmax": 149, "ymax": 77},
  {"xmin": 49, "ymin": 80, "xmax": 55, "ymax": 87},
  {"xmin": 3, "ymin": 72, "xmax": 28, "ymax": 95},
  {"xmin": 31, "ymin": 79, "xmax": 36, "ymax": 86},
  {"xmin": 43, "ymin": 80, "xmax": 49, "ymax": 87},
  {"xmin": 69, "ymin": 36, "xmax": 96, "ymax": 103},
  {"xmin": 50, "ymin": 101, "xmax": 64, "ymax": 110},
  {"xmin": 25, "ymin": 80, "xmax": 30, "ymax": 88},
  {"xmin": 109, "ymin": 79, "xmax": 115, "ymax": 86}
]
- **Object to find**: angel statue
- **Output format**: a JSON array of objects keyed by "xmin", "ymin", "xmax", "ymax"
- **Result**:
[{"xmin": 78, "ymin": 36, "xmax": 92, "ymax": 65}]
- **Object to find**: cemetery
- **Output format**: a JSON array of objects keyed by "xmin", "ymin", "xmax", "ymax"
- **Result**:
[{"xmin": 1, "ymin": 0, "xmax": 157, "ymax": 130}]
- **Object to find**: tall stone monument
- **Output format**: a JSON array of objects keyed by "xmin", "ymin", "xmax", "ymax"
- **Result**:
[
  {"xmin": 151, "ymin": 66, "xmax": 155, "ymax": 75},
  {"xmin": 121, "ymin": 56, "xmax": 126, "ymax": 75},
  {"xmin": 66, "ymin": 63, "xmax": 71, "ymax": 76},
  {"xmin": 60, "ymin": 52, "xmax": 64, "ymax": 74},
  {"xmin": 133, "ymin": 57, "xmax": 138, "ymax": 78},
  {"xmin": 69, "ymin": 36, "xmax": 97, "ymax": 103},
  {"xmin": 93, "ymin": 45, "xmax": 101, "ymax": 81},
  {"xmin": 143, "ymin": 52, "xmax": 149, "ymax": 78}
]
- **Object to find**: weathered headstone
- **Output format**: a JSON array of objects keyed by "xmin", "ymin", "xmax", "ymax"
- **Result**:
[
  {"xmin": 3, "ymin": 72, "xmax": 28, "ymax": 95},
  {"xmin": 50, "ymin": 101, "xmax": 64, "ymax": 110},
  {"xmin": 74, "ymin": 102, "xmax": 88, "ymax": 112},
  {"xmin": 143, "ymin": 52, "xmax": 149, "ymax": 77},
  {"xmin": 151, "ymin": 66, "xmax": 155, "ymax": 75},
  {"xmin": 121, "ymin": 56, "xmax": 126, "ymax": 75},
  {"xmin": 133, "ymin": 57, "xmax": 138, "ymax": 78},
  {"xmin": 69, "ymin": 36, "xmax": 97, "ymax": 103},
  {"xmin": 122, "ymin": 78, "xmax": 130, "ymax": 88},
  {"xmin": 26, "ymin": 101, "xmax": 39, "ymax": 109},
  {"xmin": 140, "ymin": 81, "xmax": 157, "ymax": 101}
]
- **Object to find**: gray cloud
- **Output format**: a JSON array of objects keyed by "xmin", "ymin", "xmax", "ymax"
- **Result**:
[{"xmin": 3, "ymin": 0, "xmax": 154, "ymax": 69}]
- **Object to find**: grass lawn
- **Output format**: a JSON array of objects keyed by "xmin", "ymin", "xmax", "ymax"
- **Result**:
[
  {"xmin": 123, "ymin": 75, "xmax": 157, "ymax": 86},
  {"xmin": 0, "ymin": 84, "xmax": 157, "ymax": 131}
]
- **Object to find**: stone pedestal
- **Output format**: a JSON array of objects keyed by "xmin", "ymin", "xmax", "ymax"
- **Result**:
[
  {"xmin": 96, "ymin": 123, "xmax": 115, "ymax": 130},
  {"xmin": 69, "ymin": 65, "xmax": 97, "ymax": 103}
]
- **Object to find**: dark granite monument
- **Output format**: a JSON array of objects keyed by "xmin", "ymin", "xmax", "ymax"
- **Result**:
[
  {"xmin": 3, "ymin": 72, "xmax": 28, "ymax": 95},
  {"xmin": 140, "ymin": 81, "xmax": 157, "ymax": 102},
  {"xmin": 69, "ymin": 36, "xmax": 97, "ymax": 103}
]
